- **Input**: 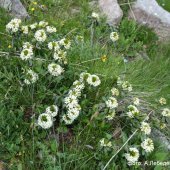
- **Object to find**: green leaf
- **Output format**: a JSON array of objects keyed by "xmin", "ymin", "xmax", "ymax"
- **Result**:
[
  {"xmin": 155, "ymin": 152, "xmax": 168, "ymax": 161},
  {"xmin": 51, "ymin": 140, "xmax": 58, "ymax": 153}
]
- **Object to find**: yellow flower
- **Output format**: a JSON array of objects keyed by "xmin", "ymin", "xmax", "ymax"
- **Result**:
[
  {"xmin": 31, "ymin": 8, "xmax": 35, "ymax": 11},
  {"xmin": 33, "ymin": 1, "xmax": 37, "ymax": 5},
  {"xmin": 101, "ymin": 55, "xmax": 107, "ymax": 62},
  {"xmin": 8, "ymin": 45, "xmax": 12, "ymax": 48}
]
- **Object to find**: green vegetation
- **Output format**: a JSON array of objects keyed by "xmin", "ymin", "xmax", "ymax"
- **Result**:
[
  {"xmin": 157, "ymin": 0, "xmax": 170, "ymax": 12},
  {"xmin": 0, "ymin": 0, "xmax": 170, "ymax": 169}
]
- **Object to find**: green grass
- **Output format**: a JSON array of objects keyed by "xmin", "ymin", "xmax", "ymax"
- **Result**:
[
  {"xmin": 0, "ymin": 0, "xmax": 170, "ymax": 169},
  {"xmin": 157, "ymin": 0, "xmax": 170, "ymax": 12}
]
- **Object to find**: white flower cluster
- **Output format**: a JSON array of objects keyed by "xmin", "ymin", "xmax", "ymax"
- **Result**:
[
  {"xmin": 117, "ymin": 77, "xmax": 132, "ymax": 92},
  {"xmin": 99, "ymin": 138, "xmax": 112, "ymax": 148},
  {"xmin": 110, "ymin": 32, "xmax": 119, "ymax": 42},
  {"xmin": 20, "ymin": 48, "xmax": 33, "ymax": 60},
  {"xmin": 91, "ymin": 12, "xmax": 99, "ymax": 21},
  {"xmin": 54, "ymin": 50, "xmax": 67, "ymax": 64},
  {"xmin": 125, "ymin": 147, "xmax": 139, "ymax": 163},
  {"xmin": 46, "ymin": 26, "xmax": 57, "ymax": 33},
  {"xmin": 106, "ymin": 97, "xmax": 118, "ymax": 109},
  {"xmin": 140, "ymin": 122, "xmax": 151, "ymax": 135},
  {"xmin": 63, "ymin": 72, "xmax": 101, "ymax": 124},
  {"xmin": 48, "ymin": 38, "xmax": 71, "ymax": 64},
  {"xmin": 30, "ymin": 23, "xmax": 38, "ymax": 30},
  {"xmin": 80, "ymin": 72, "xmax": 101, "ymax": 87},
  {"xmin": 161, "ymin": 108, "xmax": 170, "ymax": 117},
  {"xmin": 59, "ymin": 38, "xmax": 71, "ymax": 50},
  {"xmin": 24, "ymin": 69, "xmax": 38, "ymax": 85},
  {"xmin": 141, "ymin": 138, "xmax": 154, "ymax": 153},
  {"xmin": 63, "ymin": 80, "xmax": 84, "ymax": 125},
  {"xmin": 6, "ymin": 18, "xmax": 21, "ymax": 33},
  {"xmin": 39, "ymin": 21, "xmax": 48, "ymax": 27},
  {"xmin": 111, "ymin": 87, "xmax": 119, "ymax": 96},
  {"xmin": 48, "ymin": 41, "xmax": 60, "ymax": 51},
  {"xmin": 159, "ymin": 97, "xmax": 166, "ymax": 105},
  {"xmin": 48, "ymin": 63, "xmax": 64, "ymax": 76},
  {"xmin": 86, "ymin": 74, "xmax": 101, "ymax": 87},
  {"xmin": 6, "ymin": 19, "xmax": 72, "ymax": 88},
  {"xmin": 38, "ymin": 113, "xmax": 53, "ymax": 129},
  {"xmin": 20, "ymin": 42, "xmax": 34, "ymax": 60},
  {"xmin": 105, "ymin": 87, "xmax": 119, "ymax": 120},
  {"xmin": 38, "ymin": 105, "xmax": 59, "ymax": 129},
  {"xmin": 126, "ymin": 105, "xmax": 139, "ymax": 118},
  {"xmin": 105, "ymin": 111, "xmax": 116, "ymax": 120},
  {"xmin": 21, "ymin": 26, "xmax": 29, "ymax": 34},
  {"xmin": 122, "ymin": 81, "xmax": 132, "ymax": 92},
  {"xmin": 23, "ymin": 42, "xmax": 33, "ymax": 50},
  {"xmin": 133, "ymin": 97, "xmax": 140, "ymax": 106},
  {"xmin": 34, "ymin": 29, "xmax": 47, "ymax": 42}
]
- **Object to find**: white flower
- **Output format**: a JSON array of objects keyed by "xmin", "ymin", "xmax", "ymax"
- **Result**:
[
  {"xmin": 59, "ymin": 38, "xmax": 71, "ymax": 49},
  {"xmin": 79, "ymin": 72, "xmax": 91, "ymax": 82},
  {"xmin": 92, "ymin": 12, "xmax": 99, "ymax": 21},
  {"xmin": 24, "ymin": 69, "xmax": 38, "ymax": 84},
  {"xmin": 86, "ymin": 74, "xmax": 101, "ymax": 87},
  {"xmin": 39, "ymin": 21, "xmax": 48, "ymax": 27},
  {"xmin": 21, "ymin": 26, "xmax": 29, "ymax": 34},
  {"xmin": 111, "ymin": 88, "xmax": 119, "ymax": 96},
  {"xmin": 127, "ymin": 105, "xmax": 139, "ymax": 118},
  {"xmin": 68, "ymin": 89, "xmax": 81, "ymax": 97},
  {"xmin": 46, "ymin": 105, "xmax": 59, "ymax": 117},
  {"xmin": 122, "ymin": 81, "xmax": 132, "ymax": 92},
  {"xmin": 48, "ymin": 41, "xmax": 60, "ymax": 51},
  {"xmin": 23, "ymin": 42, "xmax": 33, "ymax": 50},
  {"xmin": 125, "ymin": 147, "xmax": 139, "ymax": 163},
  {"xmin": 140, "ymin": 122, "xmax": 151, "ymax": 135},
  {"xmin": 106, "ymin": 111, "xmax": 116, "ymax": 120},
  {"xmin": 106, "ymin": 97, "xmax": 118, "ymax": 109},
  {"xmin": 46, "ymin": 26, "xmax": 56, "ymax": 33},
  {"xmin": 34, "ymin": 29, "xmax": 47, "ymax": 42},
  {"xmin": 64, "ymin": 95, "xmax": 78, "ymax": 108},
  {"xmin": 133, "ymin": 97, "xmax": 140, "ymax": 106},
  {"xmin": 159, "ymin": 97, "xmax": 166, "ymax": 105},
  {"xmin": 72, "ymin": 80, "xmax": 85, "ymax": 90},
  {"xmin": 30, "ymin": 23, "xmax": 38, "ymax": 30},
  {"xmin": 20, "ymin": 48, "xmax": 33, "ymax": 60},
  {"xmin": 161, "ymin": 108, "xmax": 170, "ymax": 117},
  {"xmin": 110, "ymin": 32, "xmax": 119, "ymax": 42},
  {"xmin": 6, "ymin": 18, "xmax": 21, "ymax": 33},
  {"xmin": 62, "ymin": 114, "xmax": 74, "ymax": 125},
  {"xmin": 67, "ymin": 108, "xmax": 80, "ymax": 120},
  {"xmin": 38, "ymin": 113, "xmax": 53, "ymax": 129},
  {"xmin": 53, "ymin": 50, "xmax": 67, "ymax": 64},
  {"xmin": 99, "ymin": 138, "xmax": 112, "ymax": 148},
  {"xmin": 48, "ymin": 63, "xmax": 64, "ymax": 76},
  {"xmin": 141, "ymin": 138, "xmax": 154, "ymax": 153}
]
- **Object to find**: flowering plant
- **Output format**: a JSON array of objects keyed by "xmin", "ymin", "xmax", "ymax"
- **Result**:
[{"xmin": 0, "ymin": 16, "xmax": 169, "ymax": 170}]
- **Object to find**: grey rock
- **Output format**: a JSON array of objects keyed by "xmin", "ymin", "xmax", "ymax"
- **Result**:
[
  {"xmin": 99, "ymin": 0, "xmax": 123, "ymax": 25},
  {"xmin": 151, "ymin": 128, "xmax": 170, "ymax": 151},
  {"xmin": 0, "ymin": 0, "xmax": 29, "ymax": 19},
  {"xmin": 129, "ymin": 0, "xmax": 170, "ymax": 41}
]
